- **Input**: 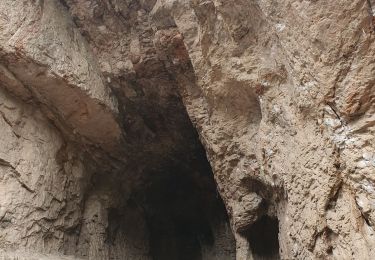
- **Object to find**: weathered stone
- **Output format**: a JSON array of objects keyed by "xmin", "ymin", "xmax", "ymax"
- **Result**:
[
  {"xmin": 1, "ymin": 0, "xmax": 375, "ymax": 259},
  {"xmin": 0, "ymin": 0, "xmax": 121, "ymax": 150}
]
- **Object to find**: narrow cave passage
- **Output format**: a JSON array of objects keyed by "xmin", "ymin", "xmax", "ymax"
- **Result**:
[
  {"xmin": 102, "ymin": 139, "xmax": 236, "ymax": 260},
  {"xmin": 144, "ymin": 171, "xmax": 233, "ymax": 259},
  {"xmin": 137, "ymin": 146, "xmax": 236, "ymax": 260},
  {"xmin": 244, "ymin": 216, "xmax": 280, "ymax": 260}
]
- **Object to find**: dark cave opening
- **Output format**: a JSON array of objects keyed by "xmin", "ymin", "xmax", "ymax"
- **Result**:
[
  {"xmin": 128, "ymin": 140, "xmax": 236, "ymax": 260},
  {"xmin": 146, "ymin": 173, "xmax": 211, "ymax": 260},
  {"xmin": 103, "ymin": 139, "xmax": 236, "ymax": 259},
  {"xmin": 244, "ymin": 216, "xmax": 280, "ymax": 260},
  {"xmin": 143, "ymin": 162, "xmax": 235, "ymax": 260}
]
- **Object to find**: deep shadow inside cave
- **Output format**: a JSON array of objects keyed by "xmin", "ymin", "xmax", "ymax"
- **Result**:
[
  {"xmin": 244, "ymin": 216, "xmax": 280, "ymax": 260},
  {"xmin": 102, "ymin": 142, "xmax": 236, "ymax": 259},
  {"xmin": 123, "ymin": 137, "xmax": 236, "ymax": 260}
]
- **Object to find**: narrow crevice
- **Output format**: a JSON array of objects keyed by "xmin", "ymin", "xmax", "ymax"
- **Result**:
[{"xmin": 243, "ymin": 216, "xmax": 280, "ymax": 260}]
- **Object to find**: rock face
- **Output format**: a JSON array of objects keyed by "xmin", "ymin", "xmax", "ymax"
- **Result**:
[{"xmin": 1, "ymin": 0, "xmax": 375, "ymax": 259}]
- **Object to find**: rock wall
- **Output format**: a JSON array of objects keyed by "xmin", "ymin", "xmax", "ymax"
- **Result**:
[
  {"xmin": 152, "ymin": 0, "xmax": 375, "ymax": 259},
  {"xmin": 0, "ymin": 86, "xmax": 88, "ymax": 257},
  {"xmin": 0, "ymin": 0, "xmax": 375, "ymax": 259}
]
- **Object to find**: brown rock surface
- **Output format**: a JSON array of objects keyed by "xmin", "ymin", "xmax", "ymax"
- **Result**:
[{"xmin": 1, "ymin": 0, "xmax": 375, "ymax": 259}]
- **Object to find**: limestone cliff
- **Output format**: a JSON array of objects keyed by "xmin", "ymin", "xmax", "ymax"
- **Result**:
[{"xmin": 0, "ymin": 0, "xmax": 375, "ymax": 259}]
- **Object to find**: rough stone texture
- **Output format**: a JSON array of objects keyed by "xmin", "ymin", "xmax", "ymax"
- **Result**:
[
  {"xmin": 1, "ymin": 0, "xmax": 375, "ymax": 260},
  {"xmin": 0, "ymin": 0, "xmax": 121, "ymax": 151},
  {"xmin": 151, "ymin": 0, "xmax": 375, "ymax": 259},
  {"xmin": 0, "ymin": 87, "xmax": 88, "ymax": 255}
]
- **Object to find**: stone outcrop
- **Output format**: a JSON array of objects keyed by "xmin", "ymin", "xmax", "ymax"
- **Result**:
[
  {"xmin": 1, "ymin": 0, "xmax": 375, "ymax": 259},
  {"xmin": 0, "ymin": 0, "xmax": 121, "ymax": 151}
]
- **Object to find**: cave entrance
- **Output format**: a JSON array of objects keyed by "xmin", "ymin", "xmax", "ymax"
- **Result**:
[
  {"xmin": 134, "ymin": 142, "xmax": 236, "ymax": 260},
  {"xmin": 244, "ymin": 216, "xmax": 280, "ymax": 260}
]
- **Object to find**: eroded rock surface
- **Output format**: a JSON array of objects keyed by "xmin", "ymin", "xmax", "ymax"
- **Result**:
[{"xmin": 1, "ymin": 0, "xmax": 375, "ymax": 259}]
